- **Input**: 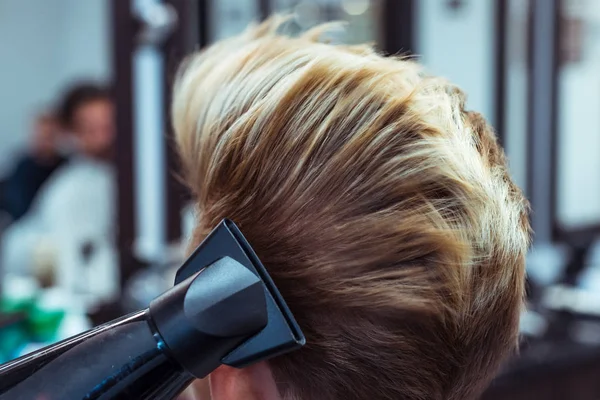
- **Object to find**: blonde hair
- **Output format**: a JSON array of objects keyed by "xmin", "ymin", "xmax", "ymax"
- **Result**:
[{"xmin": 173, "ymin": 18, "xmax": 531, "ymax": 400}]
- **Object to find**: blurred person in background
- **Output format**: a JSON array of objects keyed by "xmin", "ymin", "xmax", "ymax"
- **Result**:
[
  {"xmin": 1, "ymin": 113, "xmax": 68, "ymax": 222},
  {"xmin": 1, "ymin": 83, "xmax": 119, "ymax": 311},
  {"xmin": 57, "ymin": 83, "xmax": 115, "ymax": 161}
]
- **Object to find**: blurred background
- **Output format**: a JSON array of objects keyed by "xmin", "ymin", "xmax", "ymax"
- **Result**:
[{"xmin": 0, "ymin": 0, "xmax": 599, "ymax": 398}]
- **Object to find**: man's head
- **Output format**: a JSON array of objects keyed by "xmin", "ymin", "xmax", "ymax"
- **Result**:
[
  {"xmin": 173, "ymin": 19, "xmax": 531, "ymax": 400},
  {"xmin": 58, "ymin": 83, "xmax": 115, "ymax": 159}
]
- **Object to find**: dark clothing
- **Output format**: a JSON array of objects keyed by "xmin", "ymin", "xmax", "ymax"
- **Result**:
[{"xmin": 1, "ymin": 154, "xmax": 67, "ymax": 221}]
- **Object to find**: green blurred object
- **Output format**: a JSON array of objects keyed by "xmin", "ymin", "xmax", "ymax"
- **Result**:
[
  {"xmin": 0, "ymin": 295, "xmax": 66, "ymax": 361},
  {"xmin": 0, "ymin": 295, "xmax": 36, "ymax": 361},
  {"xmin": 0, "ymin": 312, "xmax": 28, "ymax": 363},
  {"xmin": 0, "ymin": 297, "xmax": 35, "ymax": 314},
  {"xmin": 28, "ymin": 305, "xmax": 65, "ymax": 343}
]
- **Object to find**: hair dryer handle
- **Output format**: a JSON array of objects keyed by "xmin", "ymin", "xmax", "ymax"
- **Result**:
[{"xmin": 0, "ymin": 310, "xmax": 193, "ymax": 400}]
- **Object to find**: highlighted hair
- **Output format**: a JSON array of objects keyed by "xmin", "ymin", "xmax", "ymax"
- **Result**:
[{"xmin": 173, "ymin": 18, "xmax": 530, "ymax": 400}]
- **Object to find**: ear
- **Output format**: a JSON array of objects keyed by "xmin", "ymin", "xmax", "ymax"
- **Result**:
[{"xmin": 209, "ymin": 362, "xmax": 281, "ymax": 400}]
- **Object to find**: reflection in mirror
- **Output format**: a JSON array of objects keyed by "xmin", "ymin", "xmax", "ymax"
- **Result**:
[
  {"xmin": 557, "ymin": 0, "xmax": 600, "ymax": 231},
  {"xmin": 207, "ymin": 0, "xmax": 380, "ymax": 45},
  {"xmin": 0, "ymin": 0, "xmax": 114, "ymax": 363},
  {"xmin": 212, "ymin": 0, "xmax": 261, "ymax": 41},
  {"xmin": 416, "ymin": 0, "xmax": 495, "ymax": 122},
  {"xmin": 504, "ymin": 0, "xmax": 530, "ymax": 195}
]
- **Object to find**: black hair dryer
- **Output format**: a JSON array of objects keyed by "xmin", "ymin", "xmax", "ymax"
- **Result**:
[{"xmin": 0, "ymin": 220, "xmax": 305, "ymax": 400}]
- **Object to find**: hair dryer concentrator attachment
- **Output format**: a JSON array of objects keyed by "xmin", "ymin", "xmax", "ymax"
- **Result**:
[
  {"xmin": 0, "ymin": 220, "xmax": 305, "ymax": 400},
  {"xmin": 175, "ymin": 219, "xmax": 305, "ymax": 368}
]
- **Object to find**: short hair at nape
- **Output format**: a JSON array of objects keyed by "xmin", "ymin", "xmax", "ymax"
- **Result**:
[{"xmin": 173, "ymin": 17, "xmax": 531, "ymax": 400}]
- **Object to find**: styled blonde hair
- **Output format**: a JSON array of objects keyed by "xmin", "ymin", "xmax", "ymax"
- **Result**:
[{"xmin": 173, "ymin": 18, "xmax": 531, "ymax": 400}]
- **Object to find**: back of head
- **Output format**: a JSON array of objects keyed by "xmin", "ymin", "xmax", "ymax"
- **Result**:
[
  {"xmin": 57, "ymin": 82, "xmax": 111, "ymax": 130},
  {"xmin": 57, "ymin": 82, "xmax": 114, "ymax": 159},
  {"xmin": 173, "ymin": 18, "xmax": 531, "ymax": 400}
]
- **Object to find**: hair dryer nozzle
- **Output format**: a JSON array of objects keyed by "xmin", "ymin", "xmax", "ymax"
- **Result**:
[
  {"xmin": 149, "ymin": 256, "xmax": 269, "ymax": 378},
  {"xmin": 175, "ymin": 220, "xmax": 305, "ymax": 369}
]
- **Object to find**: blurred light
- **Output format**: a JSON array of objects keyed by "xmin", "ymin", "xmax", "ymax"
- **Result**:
[
  {"xmin": 342, "ymin": 0, "xmax": 370, "ymax": 16},
  {"xmin": 294, "ymin": 2, "xmax": 322, "ymax": 28}
]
